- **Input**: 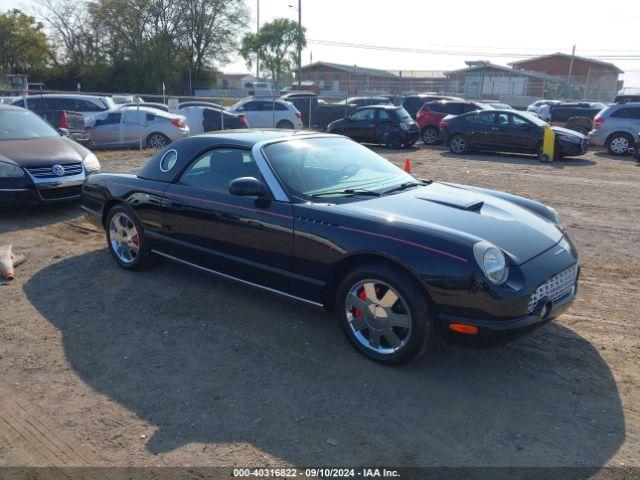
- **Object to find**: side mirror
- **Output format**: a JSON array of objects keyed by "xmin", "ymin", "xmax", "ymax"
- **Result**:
[
  {"xmin": 236, "ymin": 106, "xmax": 244, "ymax": 112},
  {"xmin": 58, "ymin": 128, "xmax": 70, "ymax": 137},
  {"xmin": 229, "ymin": 177, "xmax": 266, "ymax": 197}
]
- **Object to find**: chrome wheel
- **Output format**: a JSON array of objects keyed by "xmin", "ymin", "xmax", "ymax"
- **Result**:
[
  {"xmin": 109, "ymin": 212, "xmax": 140, "ymax": 264},
  {"xmin": 345, "ymin": 279, "xmax": 411, "ymax": 355},
  {"xmin": 421, "ymin": 127, "xmax": 438, "ymax": 145},
  {"xmin": 610, "ymin": 136, "xmax": 629, "ymax": 154},
  {"xmin": 450, "ymin": 135, "xmax": 466, "ymax": 153},
  {"xmin": 147, "ymin": 133, "xmax": 168, "ymax": 149}
]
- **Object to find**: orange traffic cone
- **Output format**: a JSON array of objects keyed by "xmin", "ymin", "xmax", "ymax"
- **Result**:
[{"xmin": 404, "ymin": 158, "xmax": 412, "ymax": 173}]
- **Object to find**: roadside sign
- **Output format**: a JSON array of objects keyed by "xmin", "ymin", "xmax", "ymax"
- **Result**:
[{"xmin": 168, "ymin": 98, "xmax": 179, "ymax": 114}]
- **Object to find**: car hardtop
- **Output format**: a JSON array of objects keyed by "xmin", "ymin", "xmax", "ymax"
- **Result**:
[
  {"xmin": 603, "ymin": 101, "xmax": 640, "ymax": 112},
  {"xmin": 0, "ymin": 104, "xmax": 26, "ymax": 112},
  {"xmin": 136, "ymin": 129, "xmax": 326, "ymax": 183},
  {"xmin": 355, "ymin": 104, "xmax": 402, "ymax": 111}
]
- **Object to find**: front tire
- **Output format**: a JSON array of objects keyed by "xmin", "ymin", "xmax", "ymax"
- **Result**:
[
  {"xmin": 106, "ymin": 205, "xmax": 151, "ymax": 270},
  {"xmin": 421, "ymin": 126, "xmax": 439, "ymax": 145},
  {"xmin": 335, "ymin": 263, "xmax": 437, "ymax": 365},
  {"xmin": 448, "ymin": 134, "xmax": 468, "ymax": 154},
  {"xmin": 606, "ymin": 133, "xmax": 635, "ymax": 156}
]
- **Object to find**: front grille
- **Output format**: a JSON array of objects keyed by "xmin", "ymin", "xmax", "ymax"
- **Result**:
[
  {"xmin": 528, "ymin": 264, "xmax": 579, "ymax": 313},
  {"xmin": 26, "ymin": 163, "xmax": 83, "ymax": 179},
  {"xmin": 38, "ymin": 185, "xmax": 82, "ymax": 200}
]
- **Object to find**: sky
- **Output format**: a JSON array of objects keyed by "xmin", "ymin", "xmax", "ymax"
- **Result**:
[{"xmin": 5, "ymin": 0, "xmax": 640, "ymax": 89}]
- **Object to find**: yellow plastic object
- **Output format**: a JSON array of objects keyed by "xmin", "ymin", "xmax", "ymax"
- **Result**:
[{"xmin": 541, "ymin": 125, "xmax": 555, "ymax": 162}]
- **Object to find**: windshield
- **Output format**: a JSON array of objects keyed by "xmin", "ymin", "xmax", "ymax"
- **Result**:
[
  {"xmin": 0, "ymin": 109, "xmax": 60, "ymax": 140},
  {"xmin": 517, "ymin": 111, "xmax": 548, "ymax": 127},
  {"xmin": 264, "ymin": 137, "xmax": 415, "ymax": 202}
]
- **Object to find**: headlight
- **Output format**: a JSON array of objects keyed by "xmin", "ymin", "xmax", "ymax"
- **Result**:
[
  {"xmin": 399, "ymin": 123, "xmax": 409, "ymax": 131},
  {"xmin": 473, "ymin": 242, "xmax": 508, "ymax": 285},
  {"xmin": 83, "ymin": 153, "xmax": 101, "ymax": 174},
  {"xmin": 0, "ymin": 161, "xmax": 25, "ymax": 178}
]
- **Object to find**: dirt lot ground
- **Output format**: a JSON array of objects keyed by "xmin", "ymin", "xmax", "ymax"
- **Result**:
[{"xmin": 1, "ymin": 143, "xmax": 639, "ymax": 471}]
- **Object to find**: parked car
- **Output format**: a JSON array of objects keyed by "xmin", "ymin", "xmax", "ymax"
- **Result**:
[
  {"xmin": 402, "ymin": 94, "xmax": 464, "ymax": 119},
  {"xmin": 614, "ymin": 94, "xmax": 640, "ymax": 104},
  {"xmin": 12, "ymin": 94, "xmax": 117, "ymax": 118},
  {"xmin": 440, "ymin": 110, "xmax": 589, "ymax": 159},
  {"xmin": 326, "ymin": 105, "xmax": 419, "ymax": 147},
  {"xmin": 280, "ymin": 92, "xmax": 357, "ymax": 129},
  {"xmin": 548, "ymin": 102, "xmax": 605, "ymax": 136},
  {"xmin": 85, "ymin": 106, "xmax": 189, "ymax": 149},
  {"xmin": 526, "ymin": 100, "xmax": 562, "ymax": 116},
  {"xmin": 416, "ymin": 100, "xmax": 490, "ymax": 145},
  {"xmin": 34, "ymin": 110, "xmax": 90, "ymax": 146},
  {"xmin": 178, "ymin": 106, "xmax": 248, "ymax": 134},
  {"xmin": 178, "ymin": 101, "xmax": 224, "ymax": 110},
  {"xmin": 119, "ymin": 102, "xmax": 169, "ymax": 112},
  {"xmin": 82, "ymin": 130, "xmax": 580, "ymax": 365},
  {"xmin": 0, "ymin": 105, "xmax": 100, "ymax": 206},
  {"xmin": 588, "ymin": 102, "xmax": 640, "ymax": 155},
  {"xmin": 227, "ymin": 98, "xmax": 303, "ymax": 129},
  {"xmin": 335, "ymin": 97, "xmax": 393, "ymax": 108}
]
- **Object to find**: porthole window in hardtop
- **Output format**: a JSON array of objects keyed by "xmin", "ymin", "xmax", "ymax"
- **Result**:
[{"xmin": 160, "ymin": 149, "xmax": 178, "ymax": 172}]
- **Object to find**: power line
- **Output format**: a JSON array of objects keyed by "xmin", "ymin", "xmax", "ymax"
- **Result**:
[{"xmin": 308, "ymin": 39, "xmax": 640, "ymax": 61}]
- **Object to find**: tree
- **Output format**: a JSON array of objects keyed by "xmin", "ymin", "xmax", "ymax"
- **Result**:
[
  {"xmin": 183, "ymin": 0, "xmax": 248, "ymax": 82},
  {"xmin": 240, "ymin": 18, "xmax": 305, "ymax": 88},
  {"xmin": 0, "ymin": 9, "xmax": 52, "ymax": 75}
]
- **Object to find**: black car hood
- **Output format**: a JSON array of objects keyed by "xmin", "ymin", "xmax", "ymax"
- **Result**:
[
  {"xmin": 331, "ymin": 182, "xmax": 562, "ymax": 265},
  {"xmin": 551, "ymin": 125, "xmax": 587, "ymax": 140},
  {"xmin": 0, "ymin": 137, "xmax": 89, "ymax": 168}
]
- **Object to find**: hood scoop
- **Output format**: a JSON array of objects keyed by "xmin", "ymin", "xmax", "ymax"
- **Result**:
[{"xmin": 417, "ymin": 191, "xmax": 484, "ymax": 211}]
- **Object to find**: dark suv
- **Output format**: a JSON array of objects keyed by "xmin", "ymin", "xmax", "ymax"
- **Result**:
[
  {"xmin": 402, "ymin": 94, "xmax": 463, "ymax": 119},
  {"xmin": 549, "ymin": 102, "xmax": 605, "ymax": 135},
  {"xmin": 416, "ymin": 100, "xmax": 488, "ymax": 145},
  {"xmin": 326, "ymin": 105, "xmax": 419, "ymax": 147}
]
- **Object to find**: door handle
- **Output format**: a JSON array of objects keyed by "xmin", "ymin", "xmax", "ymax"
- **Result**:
[{"xmin": 168, "ymin": 199, "xmax": 183, "ymax": 210}]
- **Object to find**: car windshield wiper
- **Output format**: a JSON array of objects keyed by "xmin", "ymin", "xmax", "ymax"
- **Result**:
[
  {"xmin": 311, "ymin": 188, "xmax": 382, "ymax": 198},
  {"xmin": 382, "ymin": 181, "xmax": 426, "ymax": 195}
]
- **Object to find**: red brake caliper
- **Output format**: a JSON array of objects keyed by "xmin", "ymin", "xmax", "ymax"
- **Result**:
[{"xmin": 354, "ymin": 289, "xmax": 367, "ymax": 318}]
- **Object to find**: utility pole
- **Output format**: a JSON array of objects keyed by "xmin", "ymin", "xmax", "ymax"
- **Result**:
[
  {"xmin": 297, "ymin": 0, "xmax": 302, "ymax": 86},
  {"xmin": 256, "ymin": 0, "xmax": 260, "ymax": 79},
  {"xmin": 567, "ymin": 44, "xmax": 576, "ymax": 98}
]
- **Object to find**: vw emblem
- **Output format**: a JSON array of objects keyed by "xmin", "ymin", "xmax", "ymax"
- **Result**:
[{"xmin": 52, "ymin": 164, "xmax": 65, "ymax": 177}]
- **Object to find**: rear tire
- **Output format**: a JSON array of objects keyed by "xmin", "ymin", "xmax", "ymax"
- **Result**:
[
  {"xmin": 448, "ymin": 134, "xmax": 468, "ymax": 154},
  {"xmin": 606, "ymin": 133, "xmax": 635, "ymax": 156},
  {"xmin": 105, "ymin": 205, "xmax": 152, "ymax": 270},
  {"xmin": 276, "ymin": 120, "xmax": 294, "ymax": 129},
  {"xmin": 146, "ymin": 132, "xmax": 170, "ymax": 149},
  {"xmin": 421, "ymin": 126, "xmax": 439, "ymax": 145},
  {"xmin": 335, "ymin": 263, "xmax": 437, "ymax": 365}
]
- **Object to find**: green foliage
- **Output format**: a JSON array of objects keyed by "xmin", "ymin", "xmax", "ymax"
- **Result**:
[
  {"xmin": 3, "ymin": 0, "xmax": 249, "ymax": 94},
  {"xmin": 0, "ymin": 9, "xmax": 52, "ymax": 75},
  {"xmin": 241, "ymin": 17, "xmax": 306, "ymax": 88}
]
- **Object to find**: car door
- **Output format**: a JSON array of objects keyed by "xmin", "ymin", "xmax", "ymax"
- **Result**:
[
  {"xmin": 236, "ymin": 100, "xmax": 268, "ymax": 127},
  {"xmin": 90, "ymin": 112, "xmax": 122, "ymax": 146},
  {"xmin": 491, "ymin": 112, "xmax": 536, "ymax": 152},
  {"xmin": 344, "ymin": 108, "xmax": 376, "ymax": 141},
  {"xmin": 161, "ymin": 147, "xmax": 294, "ymax": 291},
  {"xmin": 465, "ymin": 111, "xmax": 496, "ymax": 148}
]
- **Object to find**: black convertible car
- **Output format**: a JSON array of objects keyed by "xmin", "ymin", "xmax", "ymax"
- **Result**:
[{"xmin": 82, "ymin": 130, "xmax": 580, "ymax": 365}]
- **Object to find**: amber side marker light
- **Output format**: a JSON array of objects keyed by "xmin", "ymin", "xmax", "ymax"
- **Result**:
[{"xmin": 449, "ymin": 324, "xmax": 479, "ymax": 335}]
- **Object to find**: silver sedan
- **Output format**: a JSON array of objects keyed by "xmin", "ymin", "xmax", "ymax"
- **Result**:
[{"xmin": 85, "ymin": 106, "xmax": 189, "ymax": 149}]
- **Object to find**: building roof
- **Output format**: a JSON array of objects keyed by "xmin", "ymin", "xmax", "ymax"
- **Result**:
[
  {"xmin": 446, "ymin": 61, "xmax": 567, "ymax": 83},
  {"xmin": 300, "ymin": 62, "xmax": 398, "ymax": 78},
  {"xmin": 509, "ymin": 53, "xmax": 623, "ymax": 74}
]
